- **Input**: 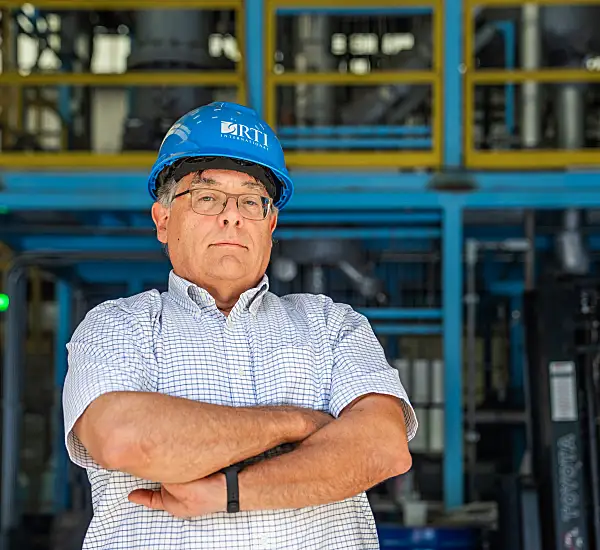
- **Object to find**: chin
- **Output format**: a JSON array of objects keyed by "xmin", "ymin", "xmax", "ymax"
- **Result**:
[{"xmin": 208, "ymin": 259, "xmax": 248, "ymax": 280}]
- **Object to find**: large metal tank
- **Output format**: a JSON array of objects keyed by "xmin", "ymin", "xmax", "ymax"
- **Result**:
[{"xmin": 122, "ymin": 10, "xmax": 213, "ymax": 150}]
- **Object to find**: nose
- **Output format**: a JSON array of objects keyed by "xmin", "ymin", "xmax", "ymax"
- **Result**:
[{"xmin": 218, "ymin": 196, "xmax": 242, "ymax": 226}]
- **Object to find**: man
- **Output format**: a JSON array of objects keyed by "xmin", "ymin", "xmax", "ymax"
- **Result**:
[{"xmin": 63, "ymin": 101, "xmax": 417, "ymax": 550}]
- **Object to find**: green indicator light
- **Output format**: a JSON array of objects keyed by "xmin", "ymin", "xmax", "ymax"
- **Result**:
[{"xmin": 0, "ymin": 294, "xmax": 9, "ymax": 311}]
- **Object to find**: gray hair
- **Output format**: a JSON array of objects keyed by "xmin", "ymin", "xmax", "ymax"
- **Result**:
[{"xmin": 157, "ymin": 176, "xmax": 181, "ymax": 208}]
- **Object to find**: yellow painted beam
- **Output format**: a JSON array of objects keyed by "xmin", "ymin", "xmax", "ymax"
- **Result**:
[
  {"xmin": 466, "ymin": 0, "xmax": 599, "ymax": 6},
  {"xmin": 235, "ymin": 84, "xmax": 247, "ymax": 106},
  {"xmin": 0, "ymin": 0, "xmax": 241, "ymax": 9},
  {"xmin": 0, "ymin": 152, "xmax": 156, "ymax": 169},
  {"xmin": 467, "ymin": 69, "xmax": 600, "ymax": 85},
  {"xmin": 284, "ymin": 151, "xmax": 440, "ymax": 168},
  {"xmin": 0, "ymin": 150, "xmax": 443, "ymax": 169},
  {"xmin": 466, "ymin": 150, "xmax": 600, "ymax": 170},
  {"xmin": 269, "ymin": 0, "xmax": 440, "ymax": 7},
  {"xmin": 0, "ymin": 71, "xmax": 241, "ymax": 87},
  {"xmin": 233, "ymin": 5, "xmax": 246, "ymax": 91},
  {"xmin": 271, "ymin": 71, "xmax": 437, "ymax": 85}
]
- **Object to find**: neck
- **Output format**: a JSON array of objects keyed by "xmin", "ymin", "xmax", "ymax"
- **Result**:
[
  {"xmin": 178, "ymin": 272, "xmax": 264, "ymax": 316},
  {"xmin": 203, "ymin": 282, "xmax": 243, "ymax": 315}
]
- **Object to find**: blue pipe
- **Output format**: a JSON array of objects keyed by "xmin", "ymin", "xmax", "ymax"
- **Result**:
[
  {"xmin": 246, "ymin": 0, "xmax": 264, "ymax": 114},
  {"xmin": 509, "ymin": 294, "xmax": 524, "ymax": 395},
  {"xmin": 275, "ymin": 228, "xmax": 440, "ymax": 239},
  {"xmin": 359, "ymin": 308, "xmax": 442, "ymax": 320},
  {"xmin": 491, "ymin": 21, "xmax": 516, "ymax": 137},
  {"xmin": 53, "ymin": 280, "xmax": 72, "ymax": 512},
  {"xmin": 280, "ymin": 138, "xmax": 432, "ymax": 149},
  {"xmin": 443, "ymin": 0, "xmax": 462, "ymax": 167},
  {"xmin": 76, "ymin": 263, "xmax": 170, "ymax": 284},
  {"xmin": 280, "ymin": 212, "xmax": 442, "ymax": 224},
  {"xmin": 371, "ymin": 324, "xmax": 442, "ymax": 335},
  {"xmin": 16, "ymin": 228, "xmax": 441, "ymax": 252},
  {"xmin": 127, "ymin": 279, "xmax": 144, "ymax": 295},
  {"xmin": 442, "ymin": 203, "xmax": 464, "ymax": 509},
  {"xmin": 278, "ymin": 125, "xmax": 431, "ymax": 137}
]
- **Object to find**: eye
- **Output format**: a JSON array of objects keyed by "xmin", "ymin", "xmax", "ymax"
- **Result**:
[{"xmin": 194, "ymin": 192, "xmax": 218, "ymax": 202}]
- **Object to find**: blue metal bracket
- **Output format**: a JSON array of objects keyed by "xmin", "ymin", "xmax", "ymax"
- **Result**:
[
  {"xmin": 442, "ymin": 202, "xmax": 464, "ymax": 509},
  {"xmin": 245, "ymin": 0, "xmax": 264, "ymax": 114},
  {"xmin": 6, "ymin": 171, "xmax": 600, "ymax": 211},
  {"xmin": 443, "ymin": 0, "xmax": 463, "ymax": 167},
  {"xmin": 53, "ymin": 280, "xmax": 72, "ymax": 513}
]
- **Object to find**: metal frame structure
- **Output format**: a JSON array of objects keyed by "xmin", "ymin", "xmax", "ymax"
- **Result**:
[
  {"xmin": 0, "ymin": 0, "xmax": 246, "ymax": 168},
  {"xmin": 263, "ymin": 0, "xmax": 443, "ymax": 168},
  {"xmin": 464, "ymin": 0, "xmax": 600, "ymax": 169},
  {"xmin": 1, "ymin": 0, "xmax": 600, "ymax": 523}
]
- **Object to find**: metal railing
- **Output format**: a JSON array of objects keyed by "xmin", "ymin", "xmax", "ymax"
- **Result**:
[
  {"xmin": 264, "ymin": 0, "xmax": 443, "ymax": 168},
  {"xmin": 463, "ymin": 0, "xmax": 600, "ymax": 169},
  {"xmin": 0, "ymin": 0, "xmax": 246, "ymax": 168}
]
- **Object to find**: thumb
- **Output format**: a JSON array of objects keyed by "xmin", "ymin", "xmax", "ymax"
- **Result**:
[{"xmin": 129, "ymin": 489, "xmax": 165, "ymax": 510}]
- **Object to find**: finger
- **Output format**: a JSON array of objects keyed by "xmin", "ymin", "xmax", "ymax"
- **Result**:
[
  {"xmin": 128, "ymin": 489, "xmax": 165, "ymax": 510},
  {"xmin": 161, "ymin": 489, "xmax": 194, "ymax": 519}
]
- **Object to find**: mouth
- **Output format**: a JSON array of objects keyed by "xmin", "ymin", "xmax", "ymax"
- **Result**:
[{"xmin": 211, "ymin": 242, "xmax": 247, "ymax": 249}]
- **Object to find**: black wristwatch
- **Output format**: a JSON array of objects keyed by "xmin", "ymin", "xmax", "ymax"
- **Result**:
[{"xmin": 223, "ymin": 465, "xmax": 241, "ymax": 513}]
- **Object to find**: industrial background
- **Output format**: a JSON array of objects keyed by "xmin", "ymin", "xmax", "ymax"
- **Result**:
[{"xmin": 0, "ymin": 0, "xmax": 599, "ymax": 549}]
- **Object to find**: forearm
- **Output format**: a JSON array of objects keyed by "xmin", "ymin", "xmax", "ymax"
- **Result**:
[
  {"xmin": 238, "ymin": 397, "xmax": 412, "ymax": 510},
  {"xmin": 79, "ymin": 391, "xmax": 319, "ymax": 483}
]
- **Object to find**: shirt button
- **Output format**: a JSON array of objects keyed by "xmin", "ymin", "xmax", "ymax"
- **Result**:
[{"xmin": 238, "ymin": 366, "xmax": 245, "ymax": 375}]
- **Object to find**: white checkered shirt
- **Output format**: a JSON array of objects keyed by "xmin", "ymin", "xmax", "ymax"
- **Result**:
[{"xmin": 63, "ymin": 270, "xmax": 417, "ymax": 550}]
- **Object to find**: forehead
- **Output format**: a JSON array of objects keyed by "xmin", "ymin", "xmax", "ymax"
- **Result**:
[{"xmin": 184, "ymin": 169, "xmax": 266, "ymax": 192}]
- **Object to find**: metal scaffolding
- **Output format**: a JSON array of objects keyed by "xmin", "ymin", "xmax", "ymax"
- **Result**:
[{"xmin": 0, "ymin": 0, "xmax": 600, "ymax": 527}]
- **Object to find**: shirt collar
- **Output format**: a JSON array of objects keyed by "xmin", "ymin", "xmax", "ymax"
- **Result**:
[{"xmin": 167, "ymin": 270, "xmax": 269, "ymax": 316}]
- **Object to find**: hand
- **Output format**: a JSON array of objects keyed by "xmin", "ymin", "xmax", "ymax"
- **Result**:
[
  {"xmin": 300, "ymin": 409, "xmax": 334, "ymax": 437},
  {"xmin": 128, "ymin": 473, "xmax": 226, "ymax": 518}
]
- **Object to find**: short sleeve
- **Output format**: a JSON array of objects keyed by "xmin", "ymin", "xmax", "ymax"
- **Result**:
[
  {"xmin": 328, "ymin": 304, "xmax": 418, "ymax": 441},
  {"xmin": 62, "ymin": 302, "xmax": 155, "ymax": 469}
]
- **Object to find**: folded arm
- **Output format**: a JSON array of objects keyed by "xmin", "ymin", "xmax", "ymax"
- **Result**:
[
  {"xmin": 237, "ymin": 393, "xmax": 412, "ymax": 510},
  {"xmin": 127, "ymin": 301, "xmax": 417, "ymax": 517},
  {"xmin": 74, "ymin": 391, "xmax": 331, "ymax": 484},
  {"xmin": 65, "ymin": 301, "xmax": 331, "ymax": 485}
]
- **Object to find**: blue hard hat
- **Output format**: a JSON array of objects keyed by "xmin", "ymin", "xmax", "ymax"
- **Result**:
[{"xmin": 147, "ymin": 101, "xmax": 294, "ymax": 210}]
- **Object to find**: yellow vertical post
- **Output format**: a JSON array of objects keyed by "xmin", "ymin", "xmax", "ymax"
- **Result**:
[
  {"xmin": 432, "ymin": 0, "xmax": 443, "ymax": 165},
  {"xmin": 1, "ymin": 8, "xmax": 14, "ymax": 150},
  {"xmin": 234, "ymin": 4, "xmax": 247, "ymax": 105}
]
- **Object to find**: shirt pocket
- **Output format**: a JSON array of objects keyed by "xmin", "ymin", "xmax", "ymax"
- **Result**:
[{"xmin": 254, "ymin": 345, "xmax": 330, "ymax": 410}]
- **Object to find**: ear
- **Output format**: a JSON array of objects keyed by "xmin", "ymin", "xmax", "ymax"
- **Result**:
[
  {"xmin": 269, "ymin": 209, "xmax": 278, "ymax": 234},
  {"xmin": 151, "ymin": 202, "xmax": 170, "ymax": 244}
]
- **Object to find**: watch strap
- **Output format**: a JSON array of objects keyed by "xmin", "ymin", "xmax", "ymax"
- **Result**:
[{"xmin": 224, "ymin": 465, "xmax": 241, "ymax": 513}]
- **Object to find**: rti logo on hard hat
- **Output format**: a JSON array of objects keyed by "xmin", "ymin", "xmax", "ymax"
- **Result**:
[{"xmin": 220, "ymin": 121, "xmax": 268, "ymax": 150}]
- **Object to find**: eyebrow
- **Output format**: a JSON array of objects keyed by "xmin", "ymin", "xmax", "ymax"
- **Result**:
[{"xmin": 190, "ymin": 174, "xmax": 266, "ymax": 192}]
